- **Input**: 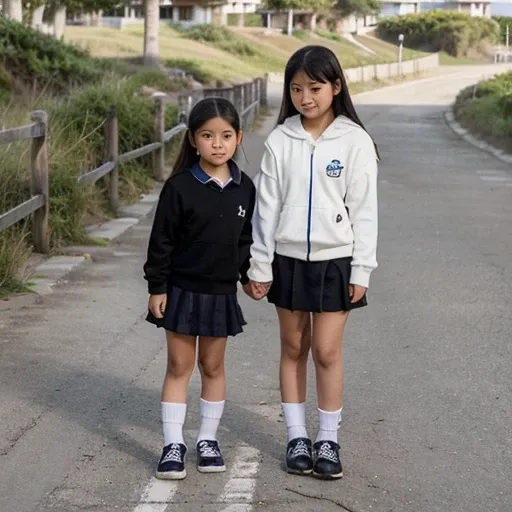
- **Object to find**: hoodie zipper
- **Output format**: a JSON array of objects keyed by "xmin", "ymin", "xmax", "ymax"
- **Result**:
[{"xmin": 306, "ymin": 145, "xmax": 315, "ymax": 261}]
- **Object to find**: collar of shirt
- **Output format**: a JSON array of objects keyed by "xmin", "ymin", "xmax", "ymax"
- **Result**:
[{"xmin": 189, "ymin": 160, "xmax": 241, "ymax": 189}]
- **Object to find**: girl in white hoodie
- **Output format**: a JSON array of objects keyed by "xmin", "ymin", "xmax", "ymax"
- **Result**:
[{"xmin": 246, "ymin": 45, "xmax": 379, "ymax": 480}]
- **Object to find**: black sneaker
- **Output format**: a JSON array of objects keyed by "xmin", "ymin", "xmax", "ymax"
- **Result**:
[
  {"xmin": 313, "ymin": 440, "xmax": 343, "ymax": 480},
  {"xmin": 285, "ymin": 437, "xmax": 313, "ymax": 475},
  {"xmin": 196, "ymin": 440, "xmax": 226, "ymax": 473},
  {"xmin": 156, "ymin": 443, "xmax": 187, "ymax": 480}
]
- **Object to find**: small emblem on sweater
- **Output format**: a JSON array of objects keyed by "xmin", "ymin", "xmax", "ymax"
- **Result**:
[
  {"xmin": 326, "ymin": 159, "xmax": 344, "ymax": 178},
  {"xmin": 238, "ymin": 205, "xmax": 246, "ymax": 217},
  {"xmin": 336, "ymin": 214, "xmax": 342, "ymax": 223}
]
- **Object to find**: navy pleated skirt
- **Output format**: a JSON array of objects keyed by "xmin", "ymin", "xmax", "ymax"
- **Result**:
[
  {"xmin": 267, "ymin": 254, "xmax": 368, "ymax": 313},
  {"xmin": 146, "ymin": 285, "xmax": 246, "ymax": 338}
]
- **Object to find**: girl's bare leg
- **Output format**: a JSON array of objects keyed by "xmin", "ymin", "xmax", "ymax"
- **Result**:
[
  {"xmin": 277, "ymin": 308, "xmax": 314, "ymax": 475},
  {"xmin": 196, "ymin": 336, "xmax": 229, "ymax": 473}
]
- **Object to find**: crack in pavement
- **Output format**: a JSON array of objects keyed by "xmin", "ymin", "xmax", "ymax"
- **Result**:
[
  {"xmin": 285, "ymin": 487, "xmax": 357, "ymax": 511},
  {"xmin": 0, "ymin": 409, "xmax": 47, "ymax": 457}
]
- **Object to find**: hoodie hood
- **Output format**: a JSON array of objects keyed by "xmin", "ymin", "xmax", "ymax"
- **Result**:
[{"xmin": 279, "ymin": 114, "xmax": 364, "ymax": 140}]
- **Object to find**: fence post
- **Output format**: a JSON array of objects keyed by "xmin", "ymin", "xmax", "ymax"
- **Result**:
[
  {"xmin": 260, "ymin": 73, "xmax": 268, "ymax": 107},
  {"xmin": 233, "ymin": 85, "xmax": 241, "ymax": 113},
  {"xmin": 153, "ymin": 93, "xmax": 166, "ymax": 181},
  {"xmin": 255, "ymin": 78, "xmax": 261, "ymax": 115},
  {"xmin": 30, "ymin": 110, "xmax": 49, "ymax": 254},
  {"xmin": 105, "ymin": 107, "xmax": 119, "ymax": 213}
]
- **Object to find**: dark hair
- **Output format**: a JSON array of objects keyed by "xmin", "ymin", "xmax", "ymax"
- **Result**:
[
  {"xmin": 277, "ymin": 45, "xmax": 380, "ymax": 159},
  {"xmin": 171, "ymin": 97, "xmax": 241, "ymax": 177}
]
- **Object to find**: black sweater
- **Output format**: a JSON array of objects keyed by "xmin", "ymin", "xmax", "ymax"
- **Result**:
[{"xmin": 143, "ymin": 163, "xmax": 256, "ymax": 295}]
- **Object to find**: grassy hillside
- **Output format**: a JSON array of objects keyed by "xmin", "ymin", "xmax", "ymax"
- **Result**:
[{"xmin": 64, "ymin": 24, "xmax": 429, "ymax": 83}]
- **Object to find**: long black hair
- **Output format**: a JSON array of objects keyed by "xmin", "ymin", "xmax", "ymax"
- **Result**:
[
  {"xmin": 171, "ymin": 96, "xmax": 241, "ymax": 177},
  {"xmin": 277, "ymin": 45, "xmax": 380, "ymax": 159}
]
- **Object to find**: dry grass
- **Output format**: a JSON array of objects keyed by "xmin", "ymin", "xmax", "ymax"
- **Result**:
[
  {"xmin": 64, "ymin": 25, "xmax": 271, "ymax": 81},
  {"xmin": 354, "ymin": 33, "xmax": 425, "ymax": 62},
  {"xmin": 64, "ymin": 24, "xmax": 426, "ymax": 82}
]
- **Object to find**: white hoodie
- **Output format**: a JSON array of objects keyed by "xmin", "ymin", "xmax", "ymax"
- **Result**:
[{"xmin": 247, "ymin": 114, "xmax": 378, "ymax": 289}]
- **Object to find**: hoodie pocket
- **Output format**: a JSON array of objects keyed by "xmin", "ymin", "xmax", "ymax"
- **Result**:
[
  {"xmin": 309, "ymin": 207, "xmax": 354, "ymax": 249},
  {"xmin": 275, "ymin": 205, "xmax": 309, "ymax": 245}
]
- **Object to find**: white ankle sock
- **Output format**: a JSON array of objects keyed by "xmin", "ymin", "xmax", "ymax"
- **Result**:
[
  {"xmin": 282, "ymin": 402, "xmax": 308, "ymax": 442},
  {"xmin": 196, "ymin": 399, "xmax": 225, "ymax": 446},
  {"xmin": 161, "ymin": 402, "xmax": 187, "ymax": 446},
  {"xmin": 315, "ymin": 407, "xmax": 342, "ymax": 444}
]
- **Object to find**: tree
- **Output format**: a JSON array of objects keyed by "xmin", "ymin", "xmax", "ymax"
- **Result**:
[
  {"xmin": 334, "ymin": 0, "xmax": 381, "ymax": 17},
  {"xmin": 264, "ymin": 0, "xmax": 333, "ymax": 33},
  {"xmin": 3, "ymin": 0, "xmax": 24, "ymax": 21},
  {"xmin": 143, "ymin": 0, "xmax": 159, "ymax": 67}
]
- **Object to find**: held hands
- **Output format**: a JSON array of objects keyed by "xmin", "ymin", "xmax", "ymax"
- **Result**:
[
  {"xmin": 349, "ymin": 284, "xmax": 367, "ymax": 303},
  {"xmin": 243, "ymin": 280, "xmax": 271, "ymax": 300},
  {"xmin": 148, "ymin": 293, "xmax": 167, "ymax": 318}
]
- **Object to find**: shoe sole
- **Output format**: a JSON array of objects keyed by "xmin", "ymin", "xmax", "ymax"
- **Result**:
[
  {"xmin": 286, "ymin": 467, "xmax": 313, "ymax": 475},
  {"xmin": 197, "ymin": 465, "xmax": 226, "ymax": 473},
  {"xmin": 285, "ymin": 461, "xmax": 313, "ymax": 476},
  {"xmin": 155, "ymin": 469, "xmax": 187, "ymax": 480},
  {"xmin": 312, "ymin": 470, "xmax": 343, "ymax": 480}
]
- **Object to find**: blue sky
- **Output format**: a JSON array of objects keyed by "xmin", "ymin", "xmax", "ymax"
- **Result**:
[{"xmin": 492, "ymin": 2, "xmax": 512, "ymax": 15}]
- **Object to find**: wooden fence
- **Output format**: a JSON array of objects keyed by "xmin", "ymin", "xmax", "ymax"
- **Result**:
[{"xmin": 0, "ymin": 75, "xmax": 268, "ymax": 254}]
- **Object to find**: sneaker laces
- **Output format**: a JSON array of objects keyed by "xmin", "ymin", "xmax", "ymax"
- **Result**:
[
  {"xmin": 289, "ymin": 439, "xmax": 310, "ymax": 457},
  {"xmin": 198, "ymin": 441, "xmax": 220, "ymax": 458},
  {"xmin": 162, "ymin": 443, "xmax": 183, "ymax": 463},
  {"xmin": 317, "ymin": 442, "xmax": 339, "ymax": 463}
]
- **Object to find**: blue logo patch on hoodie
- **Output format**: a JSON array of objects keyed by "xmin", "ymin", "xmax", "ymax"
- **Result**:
[{"xmin": 326, "ymin": 159, "xmax": 344, "ymax": 178}]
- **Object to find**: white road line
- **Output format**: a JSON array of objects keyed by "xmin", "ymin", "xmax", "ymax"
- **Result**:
[
  {"xmin": 133, "ymin": 477, "xmax": 178, "ymax": 512},
  {"xmin": 218, "ymin": 446, "xmax": 260, "ymax": 511},
  {"xmin": 479, "ymin": 176, "xmax": 511, "ymax": 182}
]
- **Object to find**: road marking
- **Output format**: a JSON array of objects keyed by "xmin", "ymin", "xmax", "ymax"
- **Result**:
[
  {"xmin": 479, "ymin": 176, "xmax": 511, "ymax": 182},
  {"xmin": 133, "ymin": 477, "xmax": 178, "ymax": 512},
  {"xmin": 218, "ymin": 446, "xmax": 260, "ymax": 511}
]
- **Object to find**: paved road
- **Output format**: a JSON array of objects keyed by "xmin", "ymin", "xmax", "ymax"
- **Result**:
[{"xmin": 1, "ymin": 65, "xmax": 512, "ymax": 512}]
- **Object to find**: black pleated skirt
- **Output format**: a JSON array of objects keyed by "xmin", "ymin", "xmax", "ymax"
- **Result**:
[
  {"xmin": 146, "ymin": 285, "xmax": 246, "ymax": 337},
  {"xmin": 267, "ymin": 254, "xmax": 368, "ymax": 313}
]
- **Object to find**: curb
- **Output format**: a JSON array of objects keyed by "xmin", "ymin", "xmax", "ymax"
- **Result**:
[
  {"xmin": 444, "ymin": 107, "xmax": 512, "ymax": 165},
  {"xmin": 29, "ymin": 186, "xmax": 164, "ymax": 296}
]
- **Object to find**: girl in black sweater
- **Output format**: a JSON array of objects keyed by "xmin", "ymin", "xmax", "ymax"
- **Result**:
[{"xmin": 143, "ymin": 97, "xmax": 255, "ymax": 480}]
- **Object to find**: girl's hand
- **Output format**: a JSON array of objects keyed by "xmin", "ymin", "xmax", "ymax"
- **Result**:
[
  {"xmin": 349, "ymin": 284, "xmax": 367, "ymax": 303},
  {"xmin": 251, "ymin": 280, "xmax": 271, "ymax": 300},
  {"xmin": 243, "ymin": 283, "xmax": 257, "ymax": 299},
  {"xmin": 149, "ymin": 293, "xmax": 167, "ymax": 318}
]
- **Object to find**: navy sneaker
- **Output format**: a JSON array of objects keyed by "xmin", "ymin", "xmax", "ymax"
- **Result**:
[
  {"xmin": 196, "ymin": 440, "xmax": 226, "ymax": 473},
  {"xmin": 285, "ymin": 437, "xmax": 313, "ymax": 475},
  {"xmin": 156, "ymin": 443, "xmax": 187, "ymax": 480},
  {"xmin": 313, "ymin": 440, "xmax": 343, "ymax": 480}
]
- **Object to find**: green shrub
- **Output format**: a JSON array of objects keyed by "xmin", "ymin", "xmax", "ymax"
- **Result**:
[
  {"xmin": 493, "ymin": 16, "xmax": 512, "ymax": 45},
  {"xmin": 0, "ymin": 17, "xmax": 103, "ymax": 90},
  {"xmin": 291, "ymin": 29, "xmax": 309, "ymax": 40},
  {"xmin": 317, "ymin": 30, "xmax": 342, "ymax": 42},
  {"xmin": 227, "ymin": 13, "xmax": 262, "ymax": 27},
  {"xmin": 454, "ymin": 71, "xmax": 512, "ymax": 152},
  {"xmin": 178, "ymin": 24, "xmax": 258, "ymax": 57},
  {"xmin": 377, "ymin": 11, "xmax": 499, "ymax": 57},
  {"xmin": 165, "ymin": 58, "xmax": 214, "ymax": 84}
]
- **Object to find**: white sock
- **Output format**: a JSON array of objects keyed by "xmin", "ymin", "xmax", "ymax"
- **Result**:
[
  {"xmin": 315, "ymin": 407, "xmax": 342, "ymax": 444},
  {"xmin": 196, "ymin": 399, "xmax": 225, "ymax": 446},
  {"xmin": 282, "ymin": 402, "xmax": 308, "ymax": 442},
  {"xmin": 161, "ymin": 402, "xmax": 187, "ymax": 446}
]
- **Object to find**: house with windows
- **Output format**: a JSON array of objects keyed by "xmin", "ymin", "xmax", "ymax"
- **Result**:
[
  {"xmin": 101, "ymin": 0, "xmax": 262, "ymax": 28},
  {"xmin": 380, "ymin": 0, "xmax": 492, "ymax": 18}
]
